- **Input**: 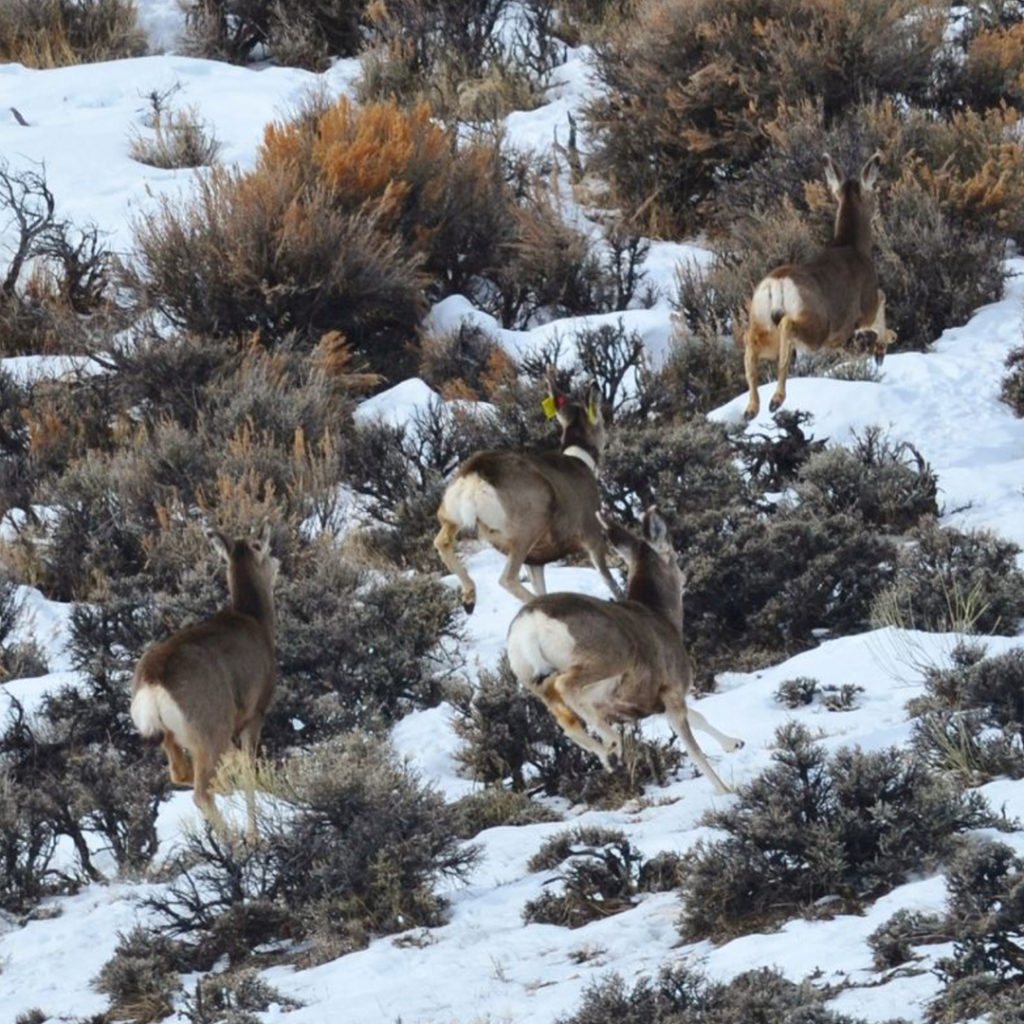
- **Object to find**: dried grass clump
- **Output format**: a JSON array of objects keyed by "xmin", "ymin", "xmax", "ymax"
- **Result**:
[{"xmin": 0, "ymin": 0, "xmax": 145, "ymax": 68}]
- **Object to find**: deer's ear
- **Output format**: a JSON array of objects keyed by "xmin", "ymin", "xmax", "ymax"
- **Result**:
[
  {"xmin": 598, "ymin": 511, "xmax": 639, "ymax": 564},
  {"xmin": 586, "ymin": 383, "xmax": 602, "ymax": 425},
  {"xmin": 252, "ymin": 520, "xmax": 273, "ymax": 560},
  {"xmin": 860, "ymin": 151, "xmax": 882, "ymax": 193},
  {"xmin": 643, "ymin": 506, "xmax": 671, "ymax": 553},
  {"xmin": 205, "ymin": 528, "xmax": 232, "ymax": 563},
  {"xmin": 823, "ymin": 153, "xmax": 842, "ymax": 198}
]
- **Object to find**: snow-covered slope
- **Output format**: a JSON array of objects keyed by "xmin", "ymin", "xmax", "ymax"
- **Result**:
[{"xmin": 1, "ymin": 8, "xmax": 1023, "ymax": 1024}]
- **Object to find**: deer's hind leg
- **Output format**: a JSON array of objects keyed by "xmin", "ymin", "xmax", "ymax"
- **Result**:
[
  {"xmin": 192, "ymin": 740, "xmax": 229, "ymax": 834},
  {"xmin": 686, "ymin": 706, "xmax": 744, "ymax": 753},
  {"xmin": 529, "ymin": 669, "xmax": 616, "ymax": 768},
  {"xmin": 498, "ymin": 532, "xmax": 544, "ymax": 605},
  {"xmin": 163, "ymin": 731, "xmax": 192, "ymax": 785},
  {"xmin": 434, "ymin": 514, "xmax": 477, "ymax": 614},
  {"xmin": 235, "ymin": 712, "xmax": 267, "ymax": 842},
  {"xmin": 769, "ymin": 316, "xmax": 806, "ymax": 414},
  {"xmin": 662, "ymin": 691, "xmax": 732, "ymax": 795}
]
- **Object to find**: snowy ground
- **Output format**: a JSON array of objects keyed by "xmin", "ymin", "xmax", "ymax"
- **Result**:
[{"xmin": 2, "ymin": 6, "xmax": 1024, "ymax": 1024}]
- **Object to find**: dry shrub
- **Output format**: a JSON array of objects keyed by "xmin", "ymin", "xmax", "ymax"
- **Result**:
[
  {"xmin": 1001, "ymin": 344, "xmax": 1024, "ymax": 416},
  {"xmin": 523, "ymin": 827, "xmax": 676, "ymax": 928},
  {"xmin": 871, "ymin": 518, "xmax": 1024, "ymax": 634},
  {"xmin": 132, "ymin": 166, "xmax": 424, "ymax": 378},
  {"xmin": 586, "ymin": 0, "xmax": 945, "ymax": 235},
  {"xmin": 558, "ymin": 964, "xmax": 899, "ymax": 1024},
  {"xmin": 358, "ymin": 0, "xmax": 561, "ymax": 119},
  {"xmin": 0, "ymin": 161, "xmax": 116, "ymax": 356},
  {"xmin": 927, "ymin": 840, "xmax": 1024, "ymax": 1023},
  {"xmin": 678, "ymin": 723, "xmax": 994, "ymax": 942},
  {"xmin": 182, "ymin": 0, "xmax": 366, "ymax": 69},
  {"xmin": 133, "ymin": 98, "xmax": 521, "ymax": 375},
  {"xmin": 0, "ymin": 0, "xmax": 145, "ymax": 67},
  {"xmin": 144, "ymin": 734, "xmax": 477, "ymax": 966}
]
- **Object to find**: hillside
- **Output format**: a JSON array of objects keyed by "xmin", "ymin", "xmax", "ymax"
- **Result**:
[{"xmin": 2, "ymin": 3, "xmax": 1024, "ymax": 1024}]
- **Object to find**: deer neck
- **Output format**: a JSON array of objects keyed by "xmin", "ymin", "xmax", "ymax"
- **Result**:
[
  {"xmin": 831, "ymin": 187, "xmax": 873, "ymax": 256},
  {"xmin": 229, "ymin": 575, "xmax": 275, "ymax": 639},
  {"xmin": 626, "ymin": 565, "xmax": 683, "ymax": 633}
]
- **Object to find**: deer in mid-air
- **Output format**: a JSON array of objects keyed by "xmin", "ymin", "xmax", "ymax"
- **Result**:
[
  {"xmin": 435, "ymin": 367, "xmax": 622, "ymax": 613},
  {"xmin": 130, "ymin": 522, "xmax": 279, "ymax": 837},
  {"xmin": 506, "ymin": 506, "xmax": 743, "ymax": 794},
  {"xmin": 743, "ymin": 151, "xmax": 894, "ymax": 420}
]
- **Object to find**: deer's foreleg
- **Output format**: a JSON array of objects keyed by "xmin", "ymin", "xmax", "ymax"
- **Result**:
[{"xmin": 582, "ymin": 536, "xmax": 624, "ymax": 601}]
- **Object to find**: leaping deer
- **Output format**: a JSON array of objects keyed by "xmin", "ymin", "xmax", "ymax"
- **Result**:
[
  {"xmin": 130, "ymin": 522, "xmax": 279, "ymax": 836},
  {"xmin": 435, "ymin": 368, "xmax": 622, "ymax": 613},
  {"xmin": 506, "ymin": 507, "xmax": 743, "ymax": 794},
  {"xmin": 743, "ymin": 151, "xmax": 894, "ymax": 420}
]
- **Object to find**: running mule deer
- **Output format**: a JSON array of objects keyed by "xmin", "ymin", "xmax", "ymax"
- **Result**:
[
  {"xmin": 130, "ymin": 522, "xmax": 279, "ymax": 835},
  {"xmin": 435, "ymin": 368, "xmax": 622, "ymax": 613},
  {"xmin": 506, "ymin": 507, "xmax": 743, "ymax": 794},
  {"xmin": 743, "ymin": 151, "xmax": 894, "ymax": 420}
]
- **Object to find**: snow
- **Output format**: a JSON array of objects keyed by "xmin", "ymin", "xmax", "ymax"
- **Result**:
[{"xmin": 1, "ymin": 12, "xmax": 1023, "ymax": 1024}]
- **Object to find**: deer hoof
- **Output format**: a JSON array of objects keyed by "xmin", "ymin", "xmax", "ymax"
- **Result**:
[
  {"xmin": 462, "ymin": 598, "xmax": 475, "ymax": 615},
  {"xmin": 743, "ymin": 405, "xmax": 758, "ymax": 422},
  {"xmin": 769, "ymin": 394, "xmax": 784, "ymax": 413},
  {"xmin": 874, "ymin": 350, "xmax": 885, "ymax": 367}
]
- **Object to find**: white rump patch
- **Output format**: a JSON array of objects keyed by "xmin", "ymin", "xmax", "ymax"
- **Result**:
[
  {"xmin": 750, "ymin": 276, "xmax": 804, "ymax": 325},
  {"xmin": 131, "ymin": 684, "xmax": 190, "ymax": 746},
  {"xmin": 507, "ymin": 609, "xmax": 577, "ymax": 682},
  {"xmin": 440, "ymin": 474, "xmax": 507, "ymax": 534}
]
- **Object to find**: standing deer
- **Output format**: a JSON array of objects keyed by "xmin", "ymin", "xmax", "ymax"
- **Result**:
[
  {"xmin": 435, "ymin": 368, "xmax": 622, "ymax": 613},
  {"xmin": 506, "ymin": 507, "xmax": 742, "ymax": 794},
  {"xmin": 743, "ymin": 151, "xmax": 894, "ymax": 420},
  {"xmin": 130, "ymin": 522, "xmax": 279, "ymax": 836}
]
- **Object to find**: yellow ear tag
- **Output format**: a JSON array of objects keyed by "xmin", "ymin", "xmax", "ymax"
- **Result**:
[
  {"xmin": 541, "ymin": 395, "xmax": 558, "ymax": 419},
  {"xmin": 587, "ymin": 400, "xmax": 599, "ymax": 425}
]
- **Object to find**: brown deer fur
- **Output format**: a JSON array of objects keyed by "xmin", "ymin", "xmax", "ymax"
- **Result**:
[
  {"xmin": 130, "ymin": 523, "xmax": 278, "ymax": 834},
  {"xmin": 743, "ymin": 152, "xmax": 894, "ymax": 420},
  {"xmin": 435, "ymin": 370, "xmax": 621, "ymax": 613},
  {"xmin": 506, "ymin": 507, "xmax": 742, "ymax": 794}
]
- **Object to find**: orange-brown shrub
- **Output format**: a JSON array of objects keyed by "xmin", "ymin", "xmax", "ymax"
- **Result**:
[
  {"xmin": 134, "ymin": 98, "xmax": 524, "ymax": 371},
  {"xmin": 586, "ymin": 0, "xmax": 946, "ymax": 235},
  {"xmin": 963, "ymin": 22, "xmax": 1024, "ymax": 109}
]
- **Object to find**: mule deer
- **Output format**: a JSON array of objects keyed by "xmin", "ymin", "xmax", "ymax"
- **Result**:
[
  {"xmin": 506, "ymin": 507, "xmax": 742, "ymax": 794},
  {"xmin": 435, "ymin": 368, "xmax": 622, "ymax": 613},
  {"xmin": 130, "ymin": 522, "xmax": 278, "ymax": 835},
  {"xmin": 743, "ymin": 151, "xmax": 894, "ymax": 420}
]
